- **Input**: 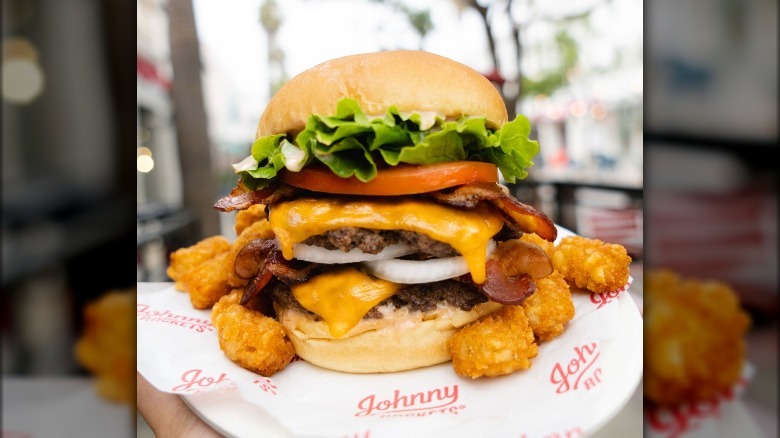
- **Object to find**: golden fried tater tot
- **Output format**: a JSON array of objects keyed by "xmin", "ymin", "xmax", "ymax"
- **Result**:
[
  {"xmin": 179, "ymin": 252, "xmax": 231, "ymax": 309},
  {"xmin": 520, "ymin": 232, "xmax": 555, "ymax": 257},
  {"xmin": 167, "ymin": 236, "xmax": 231, "ymax": 290},
  {"xmin": 521, "ymin": 270, "xmax": 574, "ymax": 342},
  {"xmin": 214, "ymin": 288, "xmax": 243, "ymax": 308},
  {"xmin": 235, "ymin": 204, "xmax": 267, "ymax": 236},
  {"xmin": 225, "ymin": 219, "xmax": 275, "ymax": 288},
  {"xmin": 644, "ymin": 269, "xmax": 750, "ymax": 406},
  {"xmin": 551, "ymin": 236, "xmax": 631, "ymax": 293},
  {"xmin": 75, "ymin": 289, "xmax": 135, "ymax": 405},
  {"xmin": 211, "ymin": 291, "xmax": 296, "ymax": 377},
  {"xmin": 448, "ymin": 305, "xmax": 538, "ymax": 378}
]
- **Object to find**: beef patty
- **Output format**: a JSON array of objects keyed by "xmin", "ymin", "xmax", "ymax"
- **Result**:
[
  {"xmin": 303, "ymin": 228, "xmax": 458, "ymax": 257},
  {"xmin": 302, "ymin": 226, "xmax": 522, "ymax": 257},
  {"xmin": 270, "ymin": 278, "xmax": 488, "ymax": 320}
]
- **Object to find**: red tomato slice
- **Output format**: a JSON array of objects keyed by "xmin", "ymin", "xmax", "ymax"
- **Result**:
[{"xmin": 279, "ymin": 162, "xmax": 498, "ymax": 196}]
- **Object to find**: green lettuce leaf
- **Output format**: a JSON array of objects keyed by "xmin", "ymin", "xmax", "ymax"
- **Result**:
[
  {"xmin": 313, "ymin": 137, "xmax": 377, "ymax": 181},
  {"xmin": 235, "ymin": 97, "xmax": 539, "ymax": 186}
]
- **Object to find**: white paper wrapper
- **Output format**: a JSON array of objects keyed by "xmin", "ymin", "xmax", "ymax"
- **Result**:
[
  {"xmin": 644, "ymin": 365, "xmax": 757, "ymax": 438},
  {"xmin": 137, "ymin": 277, "xmax": 640, "ymax": 438}
]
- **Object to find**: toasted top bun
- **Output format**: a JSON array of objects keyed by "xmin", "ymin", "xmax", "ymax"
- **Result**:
[{"xmin": 257, "ymin": 51, "xmax": 508, "ymax": 138}]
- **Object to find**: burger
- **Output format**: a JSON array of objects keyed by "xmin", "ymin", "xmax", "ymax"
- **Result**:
[{"xmin": 215, "ymin": 50, "xmax": 557, "ymax": 373}]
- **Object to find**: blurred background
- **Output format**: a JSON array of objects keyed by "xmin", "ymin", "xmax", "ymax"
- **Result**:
[
  {"xmin": 643, "ymin": 1, "xmax": 777, "ymax": 436},
  {"xmin": 2, "ymin": 0, "xmax": 136, "ymax": 435},
  {"xmin": 0, "ymin": 0, "xmax": 775, "ymax": 436}
]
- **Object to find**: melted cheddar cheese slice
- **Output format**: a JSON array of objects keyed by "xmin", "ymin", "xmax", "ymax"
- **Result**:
[
  {"xmin": 290, "ymin": 267, "xmax": 400, "ymax": 338},
  {"xmin": 268, "ymin": 198, "xmax": 504, "ymax": 283}
]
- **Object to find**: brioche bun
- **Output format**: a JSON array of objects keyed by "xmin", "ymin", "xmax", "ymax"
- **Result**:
[
  {"xmin": 257, "ymin": 50, "xmax": 508, "ymax": 138},
  {"xmin": 274, "ymin": 301, "xmax": 503, "ymax": 373}
]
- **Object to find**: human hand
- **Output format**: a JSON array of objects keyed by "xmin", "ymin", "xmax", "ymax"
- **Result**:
[{"xmin": 137, "ymin": 372, "xmax": 222, "ymax": 437}]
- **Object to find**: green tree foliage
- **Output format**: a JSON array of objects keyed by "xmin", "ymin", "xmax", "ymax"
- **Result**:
[{"xmin": 521, "ymin": 29, "xmax": 579, "ymax": 97}]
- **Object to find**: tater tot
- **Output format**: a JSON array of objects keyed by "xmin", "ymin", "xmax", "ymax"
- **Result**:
[
  {"xmin": 225, "ymin": 219, "xmax": 276, "ymax": 288},
  {"xmin": 167, "ymin": 236, "xmax": 231, "ymax": 290},
  {"xmin": 644, "ymin": 269, "xmax": 750, "ymax": 406},
  {"xmin": 75, "ymin": 289, "xmax": 135, "ymax": 405},
  {"xmin": 213, "ymin": 288, "xmax": 243, "ymax": 308},
  {"xmin": 551, "ymin": 236, "xmax": 631, "ymax": 293},
  {"xmin": 211, "ymin": 291, "xmax": 296, "ymax": 377},
  {"xmin": 448, "ymin": 305, "xmax": 538, "ymax": 378},
  {"xmin": 179, "ymin": 252, "xmax": 232, "ymax": 309},
  {"xmin": 521, "ymin": 270, "xmax": 574, "ymax": 342},
  {"xmin": 235, "ymin": 204, "xmax": 267, "ymax": 236}
]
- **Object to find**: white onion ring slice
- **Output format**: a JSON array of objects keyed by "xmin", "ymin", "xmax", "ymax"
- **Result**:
[
  {"xmin": 292, "ymin": 242, "xmax": 416, "ymax": 264},
  {"xmin": 363, "ymin": 240, "xmax": 497, "ymax": 284}
]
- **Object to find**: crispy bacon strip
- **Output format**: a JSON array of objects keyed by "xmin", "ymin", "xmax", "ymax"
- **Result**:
[
  {"xmin": 479, "ymin": 262, "xmax": 536, "ymax": 305},
  {"xmin": 235, "ymin": 238, "xmax": 323, "ymax": 305},
  {"xmin": 492, "ymin": 197, "xmax": 557, "ymax": 242},
  {"xmin": 235, "ymin": 239, "xmax": 278, "ymax": 279},
  {"xmin": 236, "ymin": 239, "xmax": 278, "ymax": 304},
  {"xmin": 267, "ymin": 258, "xmax": 323, "ymax": 284},
  {"xmin": 468, "ymin": 238, "xmax": 551, "ymax": 304},
  {"xmin": 214, "ymin": 183, "xmax": 298, "ymax": 212},
  {"xmin": 490, "ymin": 239, "xmax": 553, "ymax": 279},
  {"xmin": 243, "ymin": 271, "xmax": 274, "ymax": 306},
  {"xmin": 429, "ymin": 182, "xmax": 557, "ymax": 242}
]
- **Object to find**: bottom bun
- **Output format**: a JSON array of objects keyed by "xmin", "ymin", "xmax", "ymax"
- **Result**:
[{"xmin": 274, "ymin": 301, "xmax": 503, "ymax": 373}]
